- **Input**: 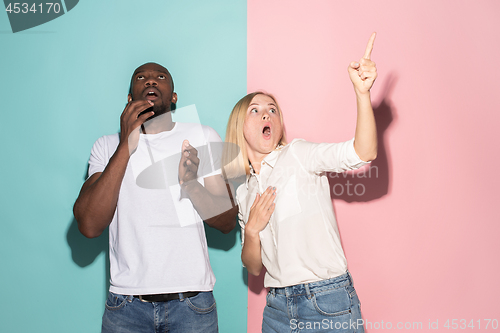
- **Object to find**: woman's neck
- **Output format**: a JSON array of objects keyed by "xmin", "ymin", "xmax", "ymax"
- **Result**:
[{"xmin": 247, "ymin": 150, "xmax": 268, "ymax": 175}]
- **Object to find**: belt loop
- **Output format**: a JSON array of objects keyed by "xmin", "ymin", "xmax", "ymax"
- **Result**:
[
  {"xmin": 305, "ymin": 283, "xmax": 311, "ymax": 299},
  {"xmin": 347, "ymin": 270, "xmax": 353, "ymax": 285},
  {"xmin": 179, "ymin": 293, "xmax": 184, "ymax": 301}
]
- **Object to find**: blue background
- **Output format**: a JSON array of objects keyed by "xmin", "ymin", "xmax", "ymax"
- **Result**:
[{"xmin": 0, "ymin": 1, "xmax": 247, "ymax": 332}]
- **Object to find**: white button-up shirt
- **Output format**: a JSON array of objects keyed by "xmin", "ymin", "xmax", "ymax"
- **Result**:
[{"xmin": 236, "ymin": 138, "xmax": 369, "ymax": 288}]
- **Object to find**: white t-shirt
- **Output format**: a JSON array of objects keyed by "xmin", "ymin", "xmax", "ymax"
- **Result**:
[
  {"xmin": 88, "ymin": 122, "xmax": 221, "ymax": 295},
  {"xmin": 237, "ymin": 138, "xmax": 369, "ymax": 288}
]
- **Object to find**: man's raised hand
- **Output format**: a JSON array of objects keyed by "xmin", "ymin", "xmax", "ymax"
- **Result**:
[
  {"xmin": 348, "ymin": 32, "xmax": 378, "ymax": 95},
  {"xmin": 179, "ymin": 140, "xmax": 200, "ymax": 185},
  {"xmin": 120, "ymin": 100, "xmax": 154, "ymax": 155}
]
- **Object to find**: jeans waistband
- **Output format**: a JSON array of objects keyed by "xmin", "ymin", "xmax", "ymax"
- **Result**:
[{"xmin": 269, "ymin": 271, "xmax": 353, "ymax": 297}]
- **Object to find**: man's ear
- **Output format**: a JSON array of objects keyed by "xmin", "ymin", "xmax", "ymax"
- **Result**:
[
  {"xmin": 128, "ymin": 94, "xmax": 132, "ymax": 103},
  {"xmin": 170, "ymin": 92, "xmax": 178, "ymax": 111}
]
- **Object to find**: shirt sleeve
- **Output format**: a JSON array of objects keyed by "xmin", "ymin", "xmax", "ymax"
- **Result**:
[
  {"xmin": 88, "ymin": 136, "xmax": 109, "ymax": 178},
  {"xmin": 87, "ymin": 134, "xmax": 119, "ymax": 179},
  {"xmin": 290, "ymin": 138, "xmax": 370, "ymax": 174}
]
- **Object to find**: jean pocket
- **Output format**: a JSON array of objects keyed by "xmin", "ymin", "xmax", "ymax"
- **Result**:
[
  {"xmin": 104, "ymin": 292, "xmax": 130, "ymax": 311},
  {"xmin": 266, "ymin": 292, "xmax": 271, "ymax": 307},
  {"xmin": 266, "ymin": 291, "xmax": 280, "ymax": 309},
  {"xmin": 185, "ymin": 292, "xmax": 217, "ymax": 314},
  {"xmin": 312, "ymin": 288, "xmax": 352, "ymax": 317}
]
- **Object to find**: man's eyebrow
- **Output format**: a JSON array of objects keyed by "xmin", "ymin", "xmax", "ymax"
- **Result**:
[{"xmin": 133, "ymin": 70, "xmax": 168, "ymax": 77}]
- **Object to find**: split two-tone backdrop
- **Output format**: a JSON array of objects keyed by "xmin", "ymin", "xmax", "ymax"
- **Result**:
[{"xmin": 1, "ymin": 1, "xmax": 499, "ymax": 332}]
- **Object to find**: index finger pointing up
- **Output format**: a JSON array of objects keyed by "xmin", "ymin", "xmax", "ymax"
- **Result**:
[{"xmin": 363, "ymin": 32, "xmax": 377, "ymax": 59}]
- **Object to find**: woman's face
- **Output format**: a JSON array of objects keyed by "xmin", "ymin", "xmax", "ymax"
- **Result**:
[{"xmin": 243, "ymin": 94, "xmax": 283, "ymax": 159}]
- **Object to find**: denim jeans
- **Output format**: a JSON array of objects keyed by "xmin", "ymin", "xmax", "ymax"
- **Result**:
[
  {"xmin": 263, "ymin": 272, "xmax": 364, "ymax": 333},
  {"xmin": 101, "ymin": 291, "xmax": 218, "ymax": 333}
]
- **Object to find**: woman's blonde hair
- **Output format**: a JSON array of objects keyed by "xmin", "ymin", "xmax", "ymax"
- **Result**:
[{"xmin": 222, "ymin": 91, "xmax": 287, "ymax": 179}]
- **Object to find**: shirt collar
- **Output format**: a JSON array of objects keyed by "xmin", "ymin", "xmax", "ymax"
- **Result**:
[{"xmin": 245, "ymin": 148, "xmax": 282, "ymax": 188}]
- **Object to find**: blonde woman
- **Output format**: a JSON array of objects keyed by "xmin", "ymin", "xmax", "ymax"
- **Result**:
[{"xmin": 223, "ymin": 33, "xmax": 378, "ymax": 332}]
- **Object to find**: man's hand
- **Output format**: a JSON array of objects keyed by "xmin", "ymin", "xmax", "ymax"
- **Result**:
[
  {"xmin": 179, "ymin": 140, "xmax": 200, "ymax": 185},
  {"xmin": 348, "ymin": 32, "xmax": 378, "ymax": 95},
  {"xmin": 119, "ymin": 100, "xmax": 155, "ymax": 154},
  {"xmin": 177, "ymin": 140, "xmax": 237, "ymax": 233}
]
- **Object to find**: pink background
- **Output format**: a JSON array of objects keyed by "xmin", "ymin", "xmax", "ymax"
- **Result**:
[{"xmin": 246, "ymin": 0, "xmax": 500, "ymax": 331}]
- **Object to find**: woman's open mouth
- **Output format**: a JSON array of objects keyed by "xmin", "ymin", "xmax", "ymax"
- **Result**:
[{"xmin": 262, "ymin": 125, "xmax": 271, "ymax": 138}]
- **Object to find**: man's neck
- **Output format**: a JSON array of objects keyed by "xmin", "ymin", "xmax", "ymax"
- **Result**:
[{"xmin": 142, "ymin": 112, "xmax": 175, "ymax": 134}]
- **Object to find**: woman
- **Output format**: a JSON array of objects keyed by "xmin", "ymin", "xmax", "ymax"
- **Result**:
[{"xmin": 224, "ymin": 33, "xmax": 378, "ymax": 332}]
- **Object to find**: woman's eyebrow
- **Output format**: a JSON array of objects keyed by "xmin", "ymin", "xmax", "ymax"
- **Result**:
[{"xmin": 249, "ymin": 103, "xmax": 276, "ymax": 107}]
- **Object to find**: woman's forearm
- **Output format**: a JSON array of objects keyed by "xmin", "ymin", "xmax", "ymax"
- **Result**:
[{"xmin": 354, "ymin": 91, "xmax": 377, "ymax": 162}]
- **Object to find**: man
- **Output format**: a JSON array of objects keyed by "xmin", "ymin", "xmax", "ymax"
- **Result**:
[{"xmin": 73, "ymin": 62, "xmax": 237, "ymax": 332}]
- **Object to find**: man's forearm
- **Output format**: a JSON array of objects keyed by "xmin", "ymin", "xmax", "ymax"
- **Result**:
[{"xmin": 181, "ymin": 180, "xmax": 237, "ymax": 234}]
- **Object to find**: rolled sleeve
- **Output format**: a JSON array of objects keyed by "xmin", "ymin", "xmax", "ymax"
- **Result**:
[{"xmin": 290, "ymin": 138, "xmax": 370, "ymax": 174}]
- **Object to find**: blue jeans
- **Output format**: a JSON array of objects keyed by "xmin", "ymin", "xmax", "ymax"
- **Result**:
[
  {"xmin": 101, "ymin": 291, "xmax": 218, "ymax": 333},
  {"xmin": 263, "ymin": 272, "xmax": 364, "ymax": 333}
]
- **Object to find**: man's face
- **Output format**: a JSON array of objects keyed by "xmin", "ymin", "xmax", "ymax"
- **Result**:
[{"xmin": 128, "ymin": 63, "xmax": 177, "ymax": 116}]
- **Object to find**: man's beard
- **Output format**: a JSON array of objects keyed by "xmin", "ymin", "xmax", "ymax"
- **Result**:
[
  {"xmin": 152, "ymin": 102, "xmax": 168, "ymax": 117},
  {"xmin": 139, "ymin": 102, "xmax": 169, "ymax": 121}
]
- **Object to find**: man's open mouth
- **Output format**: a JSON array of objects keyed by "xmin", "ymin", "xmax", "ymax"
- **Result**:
[{"xmin": 144, "ymin": 88, "xmax": 160, "ymax": 101}]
